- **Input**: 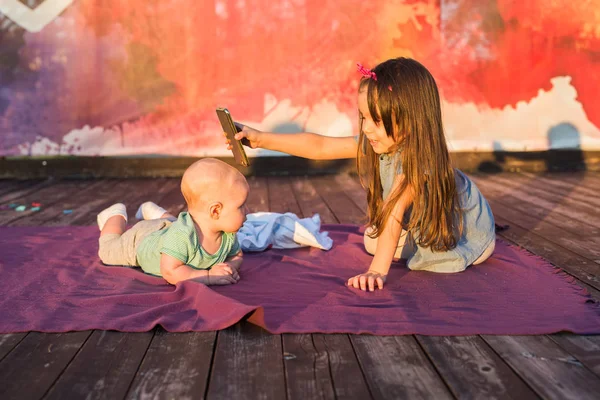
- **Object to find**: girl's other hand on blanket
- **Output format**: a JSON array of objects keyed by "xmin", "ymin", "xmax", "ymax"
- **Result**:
[
  {"xmin": 347, "ymin": 270, "xmax": 386, "ymax": 292},
  {"xmin": 207, "ymin": 263, "xmax": 240, "ymax": 285}
]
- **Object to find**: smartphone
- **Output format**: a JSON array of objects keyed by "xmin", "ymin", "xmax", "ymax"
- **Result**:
[{"xmin": 216, "ymin": 107, "xmax": 250, "ymax": 167}]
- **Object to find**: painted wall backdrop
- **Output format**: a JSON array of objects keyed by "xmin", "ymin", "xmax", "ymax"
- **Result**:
[{"xmin": 1, "ymin": 0, "xmax": 599, "ymax": 157}]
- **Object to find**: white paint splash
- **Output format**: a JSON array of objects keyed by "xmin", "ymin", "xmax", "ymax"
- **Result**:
[{"xmin": 15, "ymin": 76, "xmax": 600, "ymax": 156}]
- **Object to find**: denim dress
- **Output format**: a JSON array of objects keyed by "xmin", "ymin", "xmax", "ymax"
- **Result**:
[{"xmin": 379, "ymin": 152, "xmax": 496, "ymax": 273}]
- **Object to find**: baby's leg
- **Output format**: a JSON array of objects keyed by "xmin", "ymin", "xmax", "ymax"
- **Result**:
[
  {"xmin": 97, "ymin": 203, "xmax": 127, "ymax": 235},
  {"xmin": 136, "ymin": 202, "xmax": 176, "ymax": 221},
  {"xmin": 363, "ymin": 227, "xmax": 412, "ymax": 259},
  {"xmin": 97, "ymin": 203, "xmax": 135, "ymax": 266},
  {"xmin": 101, "ymin": 216, "xmax": 126, "ymax": 236}
]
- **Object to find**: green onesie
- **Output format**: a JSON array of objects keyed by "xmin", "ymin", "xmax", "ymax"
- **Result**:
[{"xmin": 136, "ymin": 212, "xmax": 240, "ymax": 276}]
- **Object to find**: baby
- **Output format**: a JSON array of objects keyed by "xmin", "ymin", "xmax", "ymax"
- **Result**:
[{"xmin": 97, "ymin": 158, "xmax": 248, "ymax": 285}]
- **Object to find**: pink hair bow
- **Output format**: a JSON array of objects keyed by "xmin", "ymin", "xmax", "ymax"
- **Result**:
[{"xmin": 357, "ymin": 63, "xmax": 377, "ymax": 81}]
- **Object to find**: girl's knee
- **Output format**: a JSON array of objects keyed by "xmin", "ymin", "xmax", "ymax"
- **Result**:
[
  {"xmin": 473, "ymin": 239, "xmax": 495, "ymax": 265},
  {"xmin": 409, "ymin": 263, "xmax": 466, "ymax": 273}
]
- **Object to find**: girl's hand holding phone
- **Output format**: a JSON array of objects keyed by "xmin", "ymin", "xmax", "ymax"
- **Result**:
[{"xmin": 224, "ymin": 124, "xmax": 263, "ymax": 150}]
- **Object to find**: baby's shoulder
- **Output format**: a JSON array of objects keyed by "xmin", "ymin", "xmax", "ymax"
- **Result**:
[{"xmin": 164, "ymin": 215, "xmax": 197, "ymax": 241}]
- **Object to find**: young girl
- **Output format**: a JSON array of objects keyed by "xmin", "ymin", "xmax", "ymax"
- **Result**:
[{"xmin": 226, "ymin": 57, "xmax": 496, "ymax": 292}]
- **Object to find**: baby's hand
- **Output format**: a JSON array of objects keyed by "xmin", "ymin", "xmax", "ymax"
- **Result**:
[
  {"xmin": 224, "ymin": 124, "xmax": 262, "ymax": 150},
  {"xmin": 347, "ymin": 270, "xmax": 386, "ymax": 292},
  {"xmin": 224, "ymin": 259, "xmax": 241, "ymax": 275},
  {"xmin": 207, "ymin": 263, "xmax": 240, "ymax": 286}
]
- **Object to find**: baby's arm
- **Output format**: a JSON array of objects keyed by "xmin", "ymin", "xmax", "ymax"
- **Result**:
[
  {"xmin": 159, "ymin": 253, "xmax": 238, "ymax": 286},
  {"xmin": 347, "ymin": 176, "xmax": 414, "ymax": 291},
  {"xmin": 232, "ymin": 125, "xmax": 358, "ymax": 160}
]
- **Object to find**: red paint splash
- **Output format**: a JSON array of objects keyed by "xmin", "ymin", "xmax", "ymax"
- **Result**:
[
  {"xmin": 79, "ymin": 0, "xmax": 386, "ymax": 128},
  {"xmin": 5, "ymin": 0, "xmax": 600, "ymax": 156},
  {"xmin": 394, "ymin": 0, "xmax": 600, "ymax": 127}
]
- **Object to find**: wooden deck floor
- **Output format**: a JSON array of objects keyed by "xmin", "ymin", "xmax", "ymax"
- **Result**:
[{"xmin": 1, "ymin": 172, "xmax": 600, "ymax": 399}]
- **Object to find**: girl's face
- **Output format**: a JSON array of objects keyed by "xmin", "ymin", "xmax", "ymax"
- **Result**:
[{"xmin": 358, "ymin": 89, "xmax": 396, "ymax": 154}]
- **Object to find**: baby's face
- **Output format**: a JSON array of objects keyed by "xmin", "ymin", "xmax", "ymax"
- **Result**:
[{"xmin": 218, "ymin": 179, "xmax": 249, "ymax": 233}]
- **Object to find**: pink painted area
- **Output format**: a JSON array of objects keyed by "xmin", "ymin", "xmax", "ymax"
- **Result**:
[{"xmin": 1, "ymin": 0, "xmax": 599, "ymax": 155}]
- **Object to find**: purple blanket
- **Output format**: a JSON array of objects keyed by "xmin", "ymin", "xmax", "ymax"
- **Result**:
[{"xmin": 1, "ymin": 225, "xmax": 599, "ymax": 335}]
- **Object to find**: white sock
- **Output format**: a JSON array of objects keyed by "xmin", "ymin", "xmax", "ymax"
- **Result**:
[
  {"xmin": 97, "ymin": 203, "xmax": 127, "ymax": 231},
  {"xmin": 135, "ymin": 201, "xmax": 167, "ymax": 220}
]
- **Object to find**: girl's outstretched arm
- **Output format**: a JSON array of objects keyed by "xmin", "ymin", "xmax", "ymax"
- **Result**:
[
  {"xmin": 347, "ymin": 175, "xmax": 414, "ymax": 292},
  {"xmin": 227, "ymin": 124, "xmax": 358, "ymax": 160}
]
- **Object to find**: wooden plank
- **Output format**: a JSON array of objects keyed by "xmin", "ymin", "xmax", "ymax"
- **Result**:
[
  {"xmin": 0, "ymin": 179, "xmax": 51, "ymax": 205},
  {"xmin": 120, "ymin": 178, "xmax": 178, "ymax": 220},
  {"xmin": 268, "ymin": 177, "xmax": 372, "ymax": 400},
  {"xmin": 282, "ymin": 334, "xmax": 336, "ymax": 400},
  {"xmin": 507, "ymin": 173, "xmax": 600, "ymax": 211},
  {"xmin": 28, "ymin": 179, "xmax": 120, "ymax": 226},
  {"xmin": 207, "ymin": 322, "xmax": 286, "ymax": 399},
  {"xmin": 520, "ymin": 172, "xmax": 600, "ymax": 197},
  {"xmin": 0, "ymin": 333, "xmax": 27, "ymax": 361},
  {"xmin": 310, "ymin": 175, "xmax": 366, "ymax": 225},
  {"xmin": 550, "ymin": 334, "xmax": 600, "ymax": 379},
  {"xmin": 483, "ymin": 173, "xmax": 600, "ymax": 228},
  {"xmin": 416, "ymin": 335, "xmax": 539, "ymax": 399},
  {"xmin": 0, "ymin": 331, "xmax": 92, "ymax": 400},
  {"xmin": 5, "ymin": 179, "xmax": 110, "ymax": 226},
  {"xmin": 558, "ymin": 172, "xmax": 600, "ymax": 191},
  {"xmin": 48, "ymin": 178, "xmax": 167, "ymax": 226},
  {"xmin": 154, "ymin": 178, "xmax": 187, "ymax": 215},
  {"xmin": 282, "ymin": 334, "xmax": 372, "ymax": 400},
  {"xmin": 351, "ymin": 335, "xmax": 453, "ymax": 399},
  {"xmin": 245, "ymin": 176, "xmax": 269, "ymax": 213},
  {"xmin": 314, "ymin": 334, "xmax": 372, "ymax": 400},
  {"xmin": 0, "ymin": 180, "xmax": 19, "ymax": 196},
  {"xmin": 0, "ymin": 180, "xmax": 38, "ymax": 197},
  {"xmin": 267, "ymin": 176, "xmax": 303, "ymax": 215},
  {"xmin": 472, "ymin": 174, "xmax": 600, "ymax": 241},
  {"xmin": 482, "ymin": 335, "xmax": 600, "ymax": 400},
  {"xmin": 528, "ymin": 171, "xmax": 600, "ymax": 191},
  {"xmin": 484, "ymin": 198, "xmax": 600, "ymax": 265},
  {"xmin": 43, "ymin": 331, "xmax": 154, "ymax": 400},
  {"xmin": 492, "ymin": 213, "xmax": 600, "ymax": 295},
  {"xmin": 513, "ymin": 174, "xmax": 600, "ymax": 217},
  {"xmin": 0, "ymin": 179, "xmax": 105, "ymax": 226},
  {"xmin": 125, "ymin": 329, "xmax": 215, "ymax": 400},
  {"xmin": 290, "ymin": 176, "xmax": 338, "ymax": 224},
  {"xmin": 335, "ymin": 174, "xmax": 368, "ymax": 211}
]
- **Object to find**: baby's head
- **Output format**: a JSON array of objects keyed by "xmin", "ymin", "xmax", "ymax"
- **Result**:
[{"xmin": 181, "ymin": 158, "xmax": 249, "ymax": 233}]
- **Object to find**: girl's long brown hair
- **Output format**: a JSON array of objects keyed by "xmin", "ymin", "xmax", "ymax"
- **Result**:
[{"xmin": 357, "ymin": 57, "xmax": 462, "ymax": 251}]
